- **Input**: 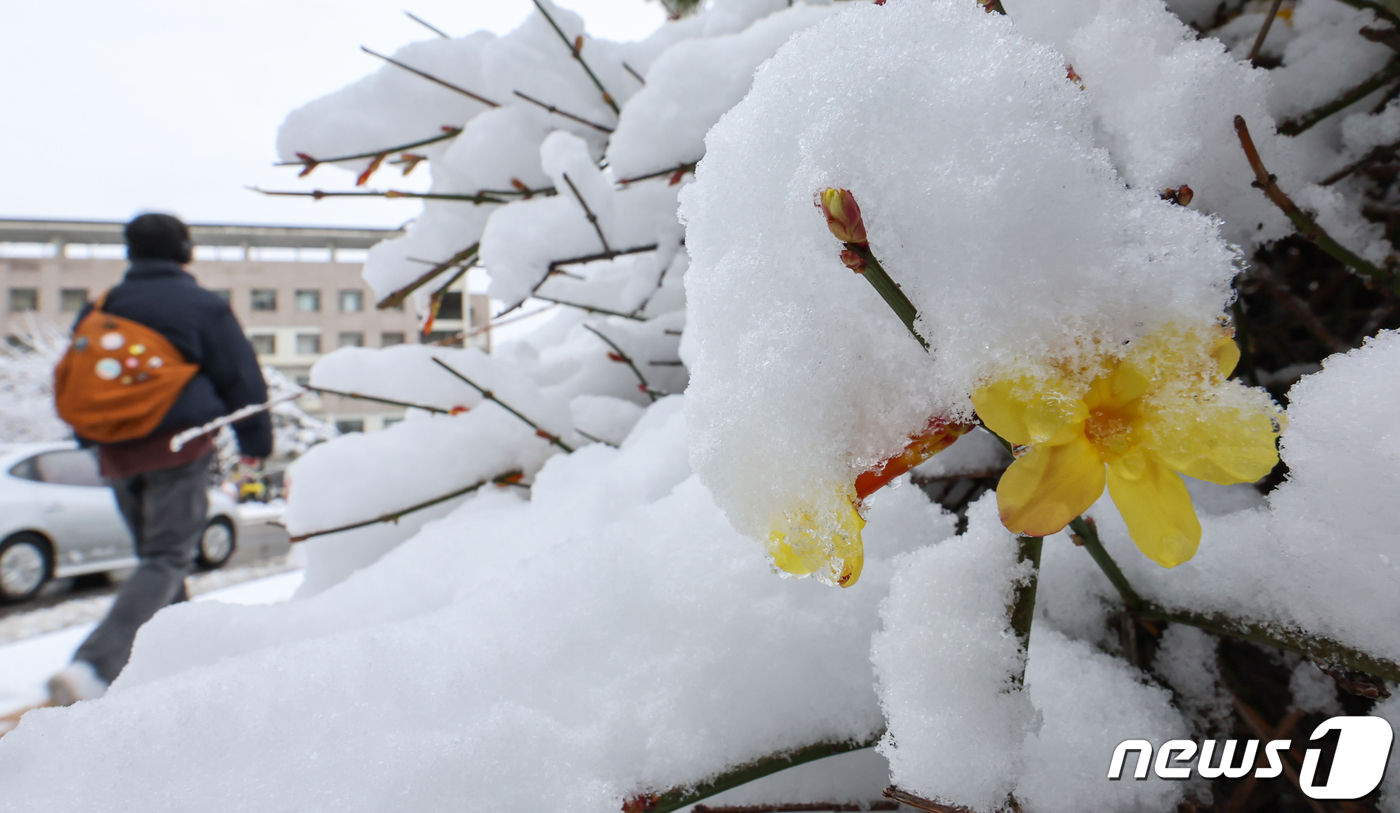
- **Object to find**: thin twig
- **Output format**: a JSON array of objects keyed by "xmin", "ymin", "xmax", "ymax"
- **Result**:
[
  {"xmin": 361, "ymin": 45, "xmax": 501, "ymax": 108},
  {"xmin": 617, "ymin": 161, "xmax": 700, "ymax": 186},
  {"xmin": 431, "ymin": 357, "xmax": 575, "ymax": 451},
  {"xmin": 377, "ymin": 244, "xmax": 479, "ymax": 310},
  {"xmin": 275, "ymin": 127, "xmax": 462, "ymax": 171},
  {"xmin": 1252, "ymin": 264, "xmax": 1350, "ymax": 352},
  {"xmin": 693, "ymin": 804, "xmax": 896, "ymax": 813},
  {"xmin": 575, "ymin": 428, "xmax": 619, "ymax": 448},
  {"xmin": 532, "ymin": 294, "xmax": 646, "ymax": 320},
  {"xmin": 290, "ymin": 471, "xmax": 522, "ymax": 541},
  {"xmin": 1320, "ymin": 143, "xmax": 1400, "ymax": 185},
  {"xmin": 581, "ymin": 324, "xmax": 659, "ymax": 402},
  {"xmin": 251, "ymin": 187, "xmax": 510, "ymax": 205},
  {"xmin": 549, "ymin": 244, "xmax": 659, "ymax": 273},
  {"xmin": 1231, "ymin": 695, "xmax": 1328, "ymax": 813},
  {"xmin": 1221, "ymin": 709, "xmax": 1303, "ymax": 813},
  {"xmin": 624, "ymin": 736, "xmax": 882, "ymax": 813},
  {"xmin": 622, "ymin": 61, "xmax": 646, "ymax": 85},
  {"xmin": 531, "ymin": 0, "xmax": 619, "ymax": 114},
  {"xmin": 882, "ymin": 786, "xmax": 981, "ymax": 813},
  {"xmin": 304, "ymin": 385, "xmax": 451, "ymax": 414},
  {"xmin": 1234, "ymin": 116, "xmax": 1396, "ymax": 290},
  {"xmin": 1278, "ymin": 59, "xmax": 1400, "ymax": 136},
  {"xmin": 1333, "ymin": 0, "xmax": 1400, "ymax": 27},
  {"xmin": 404, "ymin": 11, "xmax": 450, "ymax": 38},
  {"xmin": 513, "ymin": 90, "xmax": 615, "ymax": 133},
  {"xmin": 1247, "ymin": 0, "xmax": 1286, "ymax": 63},
  {"xmin": 422, "ymin": 258, "xmax": 477, "ymax": 335},
  {"xmin": 563, "ymin": 172, "xmax": 612, "ymax": 252}
]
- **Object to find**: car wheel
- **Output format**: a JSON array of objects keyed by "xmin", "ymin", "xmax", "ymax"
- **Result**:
[
  {"xmin": 196, "ymin": 518, "xmax": 236, "ymax": 570},
  {"xmin": 0, "ymin": 533, "xmax": 52, "ymax": 604}
]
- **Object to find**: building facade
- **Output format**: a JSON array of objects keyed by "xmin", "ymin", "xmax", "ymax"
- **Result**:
[{"xmin": 1, "ymin": 219, "xmax": 490, "ymax": 433}]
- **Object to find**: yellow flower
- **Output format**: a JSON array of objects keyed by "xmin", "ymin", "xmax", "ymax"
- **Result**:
[
  {"xmin": 766, "ymin": 419, "xmax": 973, "ymax": 588},
  {"xmin": 971, "ymin": 326, "xmax": 1282, "ymax": 568},
  {"xmin": 768, "ymin": 483, "xmax": 866, "ymax": 588}
]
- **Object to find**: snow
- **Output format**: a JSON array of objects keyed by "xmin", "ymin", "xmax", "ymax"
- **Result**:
[
  {"xmin": 0, "ymin": 401, "xmax": 940, "ymax": 812},
  {"xmin": 0, "ymin": 570, "xmax": 303, "ymax": 720},
  {"xmin": 681, "ymin": 0, "xmax": 1240, "ymax": 565},
  {"xmin": 7, "ymin": 0, "xmax": 1400, "ymax": 808},
  {"xmin": 872, "ymin": 497, "xmax": 1035, "ymax": 810}
]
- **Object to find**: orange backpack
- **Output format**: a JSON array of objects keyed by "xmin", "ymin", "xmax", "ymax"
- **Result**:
[{"xmin": 53, "ymin": 293, "xmax": 200, "ymax": 444}]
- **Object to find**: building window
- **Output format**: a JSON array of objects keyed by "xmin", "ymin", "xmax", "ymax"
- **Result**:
[
  {"xmin": 250, "ymin": 289, "xmax": 277, "ymax": 311},
  {"xmin": 380, "ymin": 332, "xmax": 406, "ymax": 347},
  {"xmin": 295, "ymin": 289, "xmax": 321, "ymax": 313},
  {"xmin": 295, "ymin": 334, "xmax": 321, "ymax": 355},
  {"xmin": 7, "ymin": 288, "xmax": 38, "ymax": 312},
  {"xmin": 335, "ymin": 419, "xmax": 365, "ymax": 434},
  {"xmin": 59, "ymin": 288, "xmax": 89, "ymax": 313},
  {"xmin": 337, "ymin": 331, "xmax": 364, "ymax": 349},
  {"xmin": 339, "ymin": 290, "xmax": 364, "ymax": 313},
  {"xmin": 250, "ymin": 334, "xmax": 276, "ymax": 356},
  {"xmin": 436, "ymin": 291, "xmax": 463, "ymax": 321},
  {"xmin": 211, "ymin": 288, "xmax": 231, "ymax": 302},
  {"xmin": 383, "ymin": 417, "xmax": 403, "ymax": 428}
]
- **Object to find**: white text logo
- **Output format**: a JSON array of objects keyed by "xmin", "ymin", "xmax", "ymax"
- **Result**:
[{"xmin": 1107, "ymin": 716, "xmax": 1393, "ymax": 800}]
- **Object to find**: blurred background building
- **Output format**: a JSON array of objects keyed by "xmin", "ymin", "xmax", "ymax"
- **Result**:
[{"xmin": 0, "ymin": 219, "xmax": 490, "ymax": 433}]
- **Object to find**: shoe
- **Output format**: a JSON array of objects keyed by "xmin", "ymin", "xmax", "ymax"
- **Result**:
[{"xmin": 47, "ymin": 661, "xmax": 108, "ymax": 706}]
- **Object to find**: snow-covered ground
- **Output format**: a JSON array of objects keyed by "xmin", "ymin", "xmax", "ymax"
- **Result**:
[{"xmin": 0, "ymin": 569, "xmax": 304, "ymax": 724}]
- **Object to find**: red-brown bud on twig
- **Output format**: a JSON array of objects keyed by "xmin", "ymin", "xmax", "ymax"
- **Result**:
[
  {"xmin": 1160, "ymin": 185, "xmax": 1194, "ymax": 206},
  {"xmin": 840, "ymin": 249, "xmax": 866, "ymax": 273},
  {"xmin": 357, "ymin": 152, "xmax": 388, "ymax": 187},
  {"xmin": 817, "ymin": 188, "xmax": 868, "ymax": 245},
  {"xmin": 295, "ymin": 153, "xmax": 320, "ymax": 178}
]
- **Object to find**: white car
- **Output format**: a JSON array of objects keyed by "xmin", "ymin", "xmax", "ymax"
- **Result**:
[{"xmin": 0, "ymin": 442, "xmax": 240, "ymax": 603}]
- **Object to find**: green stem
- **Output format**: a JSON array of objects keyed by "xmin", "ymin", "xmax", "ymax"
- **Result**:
[
  {"xmin": 1332, "ymin": 0, "xmax": 1400, "ymax": 25},
  {"xmin": 1068, "ymin": 517, "xmax": 1142, "ymax": 609},
  {"xmin": 846, "ymin": 245, "xmax": 930, "ymax": 351},
  {"xmin": 1068, "ymin": 513, "xmax": 1400, "ymax": 683},
  {"xmin": 1278, "ymin": 59, "xmax": 1400, "ymax": 136},
  {"xmin": 1009, "ymin": 536, "xmax": 1042, "ymax": 684},
  {"xmin": 636, "ymin": 735, "xmax": 882, "ymax": 813}
]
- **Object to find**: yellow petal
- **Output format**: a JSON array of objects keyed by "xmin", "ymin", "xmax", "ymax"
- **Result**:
[
  {"xmin": 1144, "ymin": 381, "xmax": 1282, "ymax": 485},
  {"xmin": 996, "ymin": 434, "xmax": 1106, "ymax": 537},
  {"xmin": 766, "ymin": 489, "xmax": 866, "ymax": 588},
  {"xmin": 1088, "ymin": 357, "xmax": 1151, "ymax": 410},
  {"xmin": 1212, "ymin": 335, "xmax": 1241, "ymax": 378},
  {"xmin": 973, "ymin": 375, "xmax": 1088, "ymax": 447},
  {"xmin": 1106, "ymin": 457, "xmax": 1201, "ymax": 568}
]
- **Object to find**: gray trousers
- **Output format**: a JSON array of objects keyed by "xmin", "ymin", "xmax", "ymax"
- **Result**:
[{"xmin": 74, "ymin": 452, "xmax": 212, "ymax": 684}]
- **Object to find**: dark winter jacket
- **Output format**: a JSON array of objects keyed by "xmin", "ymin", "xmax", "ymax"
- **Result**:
[{"xmin": 75, "ymin": 259, "xmax": 273, "ymax": 458}]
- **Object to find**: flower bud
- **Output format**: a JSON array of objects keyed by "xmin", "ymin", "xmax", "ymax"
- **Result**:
[{"xmin": 817, "ymin": 188, "xmax": 868, "ymax": 245}]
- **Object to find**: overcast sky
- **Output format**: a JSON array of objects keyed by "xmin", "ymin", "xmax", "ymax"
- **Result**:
[{"xmin": 0, "ymin": 0, "xmax": 665, "ymax": 230}]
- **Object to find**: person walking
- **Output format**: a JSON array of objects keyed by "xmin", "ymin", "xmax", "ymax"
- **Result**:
[{"xmin": 46, "ymin": 213, "xmax": 272, "ymax": 705}]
